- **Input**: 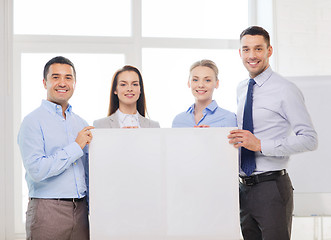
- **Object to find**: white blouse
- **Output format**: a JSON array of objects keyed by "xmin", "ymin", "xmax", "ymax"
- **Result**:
[{"xmin": 116, "ymin": 109, "xmax": 140, "ymax": 128}]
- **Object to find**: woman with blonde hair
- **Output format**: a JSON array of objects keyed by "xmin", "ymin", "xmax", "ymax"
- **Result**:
[{"xmin": 172, "ymin": 59, "xmax": 236, "ymax": 128}]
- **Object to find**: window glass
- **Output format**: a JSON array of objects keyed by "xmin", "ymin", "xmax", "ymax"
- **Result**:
[
  {"xmin": 142, "ymin": 48, "xmax": 247, "ymax": 127},
  {"xmin": 142, "ymin": 0, "xmax": 248, "ymax": 39},
  {"xmin": 14, "ymin": 0, "xmax": 131, "ymax": 36}
]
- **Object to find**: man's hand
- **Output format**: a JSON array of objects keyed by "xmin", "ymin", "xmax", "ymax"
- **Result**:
[
  {"xmin": 227, "ymin": 129, "xmax": 261, "ymax": 152},
  {"xmin": 75, "ymin": 126, "xmax": 94, "ymax": 149}
]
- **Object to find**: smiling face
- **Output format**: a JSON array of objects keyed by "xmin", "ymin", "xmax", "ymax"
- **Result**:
[
  {"xmin": 239, "ymin": 34, "xmax": 273, "ymax": 78},
  {"xmin": 114, "ymin": 70, "xmax": 141, "ymax": 109},
  {"xmin": 188, "ymin": 66, "xmax": 219, "ymax": 104},
  {"xmin": 43, "ymin": 63, "xmax": 75, "ymax": 109}
]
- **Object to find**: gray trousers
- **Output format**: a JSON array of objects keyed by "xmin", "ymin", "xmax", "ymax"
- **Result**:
[
  {"xmin": 26, "ymin": 198, "xmax": 89, "ymax": 240},
  {"xmin": 239, "ymin": 173, "xmax": 294, "ymax": 240}
]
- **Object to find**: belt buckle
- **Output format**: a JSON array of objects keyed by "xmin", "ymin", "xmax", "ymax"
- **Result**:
[
  {"xmin": 240, "ymin": 177, "xmax": 255, "ymax": 186},
  {"xmin": 245, "ymin": 178, "xmax": 255, "ymax": 186}
]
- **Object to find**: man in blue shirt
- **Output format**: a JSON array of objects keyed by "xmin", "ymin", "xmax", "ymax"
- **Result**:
[
  {"xmin": 228, "ymin": 26, "xmax": 317, "ymax": 239},
  {"xmin": 18, "ymin": 56, "xmax": 94, "ymax": 240}
]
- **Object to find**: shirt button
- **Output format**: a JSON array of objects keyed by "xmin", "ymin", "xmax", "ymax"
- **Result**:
[{"xmin": 74, "ymin": 162, "xmax": 77, "ymax": 165}]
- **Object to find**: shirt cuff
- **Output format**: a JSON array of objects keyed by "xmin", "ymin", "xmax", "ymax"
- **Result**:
[
  {"xmin": 260, "ymin": 139, "xmax": 275, "ymax": 156},
  {"xmin": 63, "ymin": 142, "xmax": 84, "ymax": 164}
]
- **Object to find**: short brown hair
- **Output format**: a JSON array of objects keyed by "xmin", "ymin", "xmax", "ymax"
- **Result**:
[
  {"xmin": 240, "ymin": 26, "xmax": 270, "ymax": 47},
  {"xmin": 43, "ymin": 56, "xmax": 76, "ymax": 80}
]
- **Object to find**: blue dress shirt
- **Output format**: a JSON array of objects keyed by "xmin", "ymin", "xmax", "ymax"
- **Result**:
[
  {"xmin": 172, "ymin": 100, "xmax": 237, "ymax": 128},
  {"xmin": 17, "ymin": 100, "xmax": 89, "ymax": 199},
  {"xmin": 237, "ymin": 67, "xmax": 318, "ymax": 174}
]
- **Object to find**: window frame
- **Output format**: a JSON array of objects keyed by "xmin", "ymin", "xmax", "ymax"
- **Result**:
[{"xmin": 3, "ymin": 0, "xmax": 260, "ymax": 238}]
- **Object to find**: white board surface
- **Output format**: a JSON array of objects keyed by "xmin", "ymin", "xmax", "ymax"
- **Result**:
[
  {"xmin": 287, "ymin": 76, "xmax": 331, "ymax": 216},
  {"xmin": 89, "ymin": 128, "xmax": 240, "ymax": 240},
  {"xmin": 287, "ymin": 76, "xmax": 331, "ymax": 193}
]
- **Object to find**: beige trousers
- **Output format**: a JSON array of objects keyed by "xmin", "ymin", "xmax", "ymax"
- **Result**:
[{"xmin": 26, "ymin": 198, "xmax": 89, "ymax": 240}]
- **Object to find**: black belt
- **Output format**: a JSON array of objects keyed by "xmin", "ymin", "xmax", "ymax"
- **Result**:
[
  {"xmin": 30, "ymin": 197, "xmax": 85, "ymax": 202},
  {"xmin": 239, "ymin": 169, "xmax": 286, "ymax": 186}
]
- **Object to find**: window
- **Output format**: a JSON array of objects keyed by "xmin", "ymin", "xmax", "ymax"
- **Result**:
[
  {"xmin": 14, "ymin": 0, "xmax": 131, "ymax": 36},
  {"xmin": 13, "ymin": 0, "xmax": 249, "ymax": 237},
  {"xmin": 142, "ymin": 0, "xmax": 247, "ymax": 39}
]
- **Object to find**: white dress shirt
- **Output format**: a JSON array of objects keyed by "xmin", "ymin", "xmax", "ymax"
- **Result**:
[{"xmin": 237, "ymin": 67, "xmax": 318, "ymax": 174}]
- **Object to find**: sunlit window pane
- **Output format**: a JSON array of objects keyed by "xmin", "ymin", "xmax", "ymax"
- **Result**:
[
  {"xmin": 142, "ymin": 48, "xmax": 247, "ymax": 128},
  {"xmin": 142, "ymin": 0, "xmax": 248, "ymax": 39},
  {"xmin": 14, "ymin": 0, "xmax": 131, "ymax": 36}
]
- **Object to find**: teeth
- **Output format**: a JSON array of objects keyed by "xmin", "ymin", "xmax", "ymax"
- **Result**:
[{"xmin": 57, "ymin": 90, "xmax": 67, "ymax": 92}]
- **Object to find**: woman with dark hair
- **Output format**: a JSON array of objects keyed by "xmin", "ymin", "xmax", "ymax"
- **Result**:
[{"xmin": 93, "ymin": 65, "xmax": 159, "ymax": 128}]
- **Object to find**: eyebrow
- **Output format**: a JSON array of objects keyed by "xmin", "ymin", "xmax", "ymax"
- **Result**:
[
  {"xmin": 51, "ymin": 73, "xmax": 73, "ymax": 77},
  {"xmin": 192, "ymin": 75, "xmax": 213, "ymax": 79},
  {"xmin": 242, "ymin": 44, "xmax": 264, "ymax": 48},
  {"xmin": 118, "ymin": 80, "xmax": 139, "ymax": 83}
]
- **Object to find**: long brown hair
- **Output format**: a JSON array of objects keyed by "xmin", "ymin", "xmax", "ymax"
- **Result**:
[{"xmin": 107, "ymin": 65, "xmax": 147, "ymax": 117}]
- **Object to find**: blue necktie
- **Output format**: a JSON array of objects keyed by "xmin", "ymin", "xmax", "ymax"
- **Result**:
[{"xmin": 241, "ymin": 79, "xmax": 256, "ymax": 176}]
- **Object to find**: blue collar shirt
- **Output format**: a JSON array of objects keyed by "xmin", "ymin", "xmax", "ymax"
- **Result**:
[
  {"xmin": 172, "ymin": 100, "xmax": 237, "ymax": 128},
  {"xmin": 17, "ymin": 100, "xmax": 89, "ymax": 198}
]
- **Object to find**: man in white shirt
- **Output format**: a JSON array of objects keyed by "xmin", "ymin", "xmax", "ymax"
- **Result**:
[{"xmin": 228, "ymin": 26, "xmax": 318, "ymax": 240}]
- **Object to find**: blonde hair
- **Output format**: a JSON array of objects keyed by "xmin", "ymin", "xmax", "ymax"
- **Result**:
[{"xmin": 189, "ymin": 59, "xmax": 219, "ymax": 80}]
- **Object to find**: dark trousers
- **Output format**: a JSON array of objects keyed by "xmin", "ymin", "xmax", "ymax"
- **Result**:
[
  {"xmin": 239, "ymin": 173, "xmax": 294, "ymax": 240},
  {"xmin": 26, "ymin": 198, "xmax": 89, "ymax": 240}
]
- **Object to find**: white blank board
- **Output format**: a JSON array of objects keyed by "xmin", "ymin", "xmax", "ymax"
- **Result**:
[
  {"xmin": 287, "ymin": 76, "xmax": 331, "ymax": 216},
  {"xmin": 287, "ymin": 76, "xmax": 331, "ymax": 193},
  {"xmin": 89, "ymin": 128, "xmax": 240, "ymax": 240}
]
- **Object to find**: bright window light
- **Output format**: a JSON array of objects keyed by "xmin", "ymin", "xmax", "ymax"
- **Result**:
[
  {"xmin": 14, "ymin": 0, "xmax": 131, "ymax": 36},
  {"xmin": 142, "ymin": 0, "xmax": 248, "ymax": 39}
]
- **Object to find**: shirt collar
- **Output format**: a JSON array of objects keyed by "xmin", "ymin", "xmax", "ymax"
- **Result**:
[
  {"xmin": 186, "ymin": 100, "xmax": 218, "ymax": 114},
  {"xmin": 252, "ymin": 66, "xmax": 273, "ymax": 87},
  {"xmin": 41, "ymin": 99, "xmax": 72, "ymax": 116},
  {"xmin": 117, "ymin": 109, "xmax": 139, "ymax": 123}
]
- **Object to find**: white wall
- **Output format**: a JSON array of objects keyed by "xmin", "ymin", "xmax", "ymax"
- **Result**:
[{"xmin": 274, "ymin": 0, "xmax": 331, "ymax": 76}]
